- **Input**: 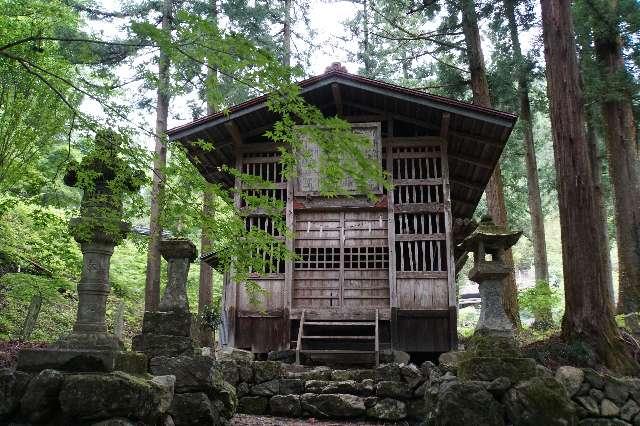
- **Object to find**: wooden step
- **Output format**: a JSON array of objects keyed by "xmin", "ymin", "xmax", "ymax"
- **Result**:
[
  {"xmin": 304, "ymin": 321, "xmax": 375, "ymax": 326},
  {"xmin": 302, "ymin": 335, "xmax": 374, "ymax": 340}
]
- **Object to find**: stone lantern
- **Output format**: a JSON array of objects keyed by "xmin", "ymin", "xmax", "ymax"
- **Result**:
[
  {"xmin": 18, "ymin": 130, "xmax": 146, "ymax": 372},
  {"xmin": 460, "ymin": 215, "xmax": 521, "ymax": 339},
  {"xmin": 457, "ymin": 216, "xmax": 537, "ymax": 383}
]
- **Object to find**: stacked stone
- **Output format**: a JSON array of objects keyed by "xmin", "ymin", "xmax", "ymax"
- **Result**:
[
  {"xmin": 0, "ymin": 367, "xmax": 174, "ymax": 425},
  {"xmin": 557, "ymin": 366, "xmax": 640, "ymax": 424},
  {"xmin": 215, "ymin": 357, "xmax": 430, "ymax": 422},
  {"xmin": 132, "ymin": 240, "xmax": 198, "ymax": 358},
  {"xmin": 133, "ymin": 239, "xmax": 237, "ymax": 425}
]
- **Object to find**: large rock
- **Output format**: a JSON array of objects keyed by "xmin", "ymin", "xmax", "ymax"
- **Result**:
[
  {"xmin": 210, "ymin": 379, "xmax": 237, "ymax": 419},
  {"xmin": 270, "ymin": 394, "xmax": 301, "ymax": 417},
  {"xmin": 150, "ymin": 355, "xmax": 219, "ymax": 393},
  {"xmin": 238, "ymin": 396, "xmax": 268, "ymax": 414},
  {"xmin": 400, "ymin": 363, "xmax": 424, "ymax": 388},
  {"xmin": 19, "ymin": 368, "xmax": 64, "ymax": 423},
  {"xmin": 439, "ymin": 351, "xmax": 464, "ymax": 373},
  {"xmin": 216, "ymin": 347, "xmax": 254, "ymax": 363},
  {"xmin": 375, "ymin": 364, "xmax": 402, "ymax": 382},
  {"xmin": 284, "ymin": 365, "xmax": 331, "ymax": 381},
  {"xmin": 366, "ymin": 398, "xmax": 406, "ymax": 421},
  {"xmin": 407, "ymin": 398, "xmax": 427, "ymax": 419},
  {"xmin": 142, "ymin": 311, "xmax": 192, "ymax": 337},
  {"xmin": 217, "ymin": 360, "xmax": 240, "ymax": 386},
  {"xmin": 376, "ymin": 381, "xmax": 412, "ymax": 399},
  {"xmin": 132, "ymin": 334, "xmax": 195, "ymax": 358},
  {"xmin": 301, "ymin": 393, "xmax": 366, "ymax": 418},
  {"xmin": 556, "ymin": 366, "xmax": 584, "ymax": 398},
  {"xmin": 505, "ymin": 377, "xmax": 578, "ymax": 426},
  {"xmin": 169, "ymin": 392, "xmax": 219, "ymax": 426},
  {"xmin": 253, "ymin": 361, "xmax": 283, "ymax": 383},
  {"xmin": 458, "ymin": 356, "xmax": 537, "ymax": 383},
  {"xmin": 604, "ymin": 375, "xmax": 630, "ymax": 405},
  {"xmin": 434, "ymin": 382, "xmax": 505, "ymax": 426},
  {"xmin": 251, "ymin": 379, "xmax": 279, "ymax": 396},
  {"xmin": 331, "ymin": 369, "xmax": 376, "ymax": 382},
  {"xmin": 59, "ymin": 371, "xmax": 172, "ymax": 423},
  {"xmin": 279, "ymin": 378, "xmax": 304, "ymax": 395},
  {"xmin": 0, "ymin": 368, "xmax": 26, "ymax": 418},
  {"xmin": 236, "ymin": 360, "xmax": 253, "ymax": 383},
  {"xmin": 91, "ymin": 418, "xmax": 138, "ymax": 426},
  {"xmin": 305, "ymin": 380, "xmax": 359, "ymax": 395}
]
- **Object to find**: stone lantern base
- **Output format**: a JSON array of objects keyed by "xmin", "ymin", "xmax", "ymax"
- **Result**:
[{"xmin": 457, "ymin": 332, "xmax": 537, "ymax": 383}]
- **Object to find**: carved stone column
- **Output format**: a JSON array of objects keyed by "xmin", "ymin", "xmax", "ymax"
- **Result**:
[
  {"xmin": 133, "ymin": 239, "xmax": 198, "ymax": 358},
  {"xmin": 159, "ymin": 239, "xmax": 197, "ymax": 313}
]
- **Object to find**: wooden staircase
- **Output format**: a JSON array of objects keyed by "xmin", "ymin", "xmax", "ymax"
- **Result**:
[{"xmin": 295, "ymin": 309, "xmax": 380, "ymax": 367}]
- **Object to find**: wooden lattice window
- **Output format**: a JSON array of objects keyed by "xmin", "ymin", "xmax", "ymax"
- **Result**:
[
  {"xmin": 294, "ymin": 247, "xmax": 341, "ymax": 269},
  {"xmin": 393, "ymin": 184, "xmax": 443, "ymax": 204},
  {"xmin": 391, "ymin": 146, "xmax": 442, "ymax": 180},
  {"xmin": 395, "ymin": 213, "xmax": 445, "ymax": 235},
  {"xmin": 241, "ymin": 152, "xmax": 286, "ymax": 207},
  {"xmin": 395, "ymin": 240, "xmax": 447, "ymax": 272},
  {"xmin": 344, "ymin": 246, "xmax": 389, "ymax": 269},
  {"xmin": 245, "ymin": 216, "xmax": 283, "ymax": 238}
]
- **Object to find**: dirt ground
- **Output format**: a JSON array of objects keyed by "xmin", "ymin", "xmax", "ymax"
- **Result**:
[{"xmin": 230, "ymin": 414, "xmax": 410, "ymax": 426}]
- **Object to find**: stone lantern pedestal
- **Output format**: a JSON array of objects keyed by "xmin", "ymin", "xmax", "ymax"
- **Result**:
[
  {"xmin": 456, "ymin": 216, "xmax": 537, "ymax": 383},
  {"xmin": 132, "ymin": 239, "xmax": 198, "ymax": 358}
]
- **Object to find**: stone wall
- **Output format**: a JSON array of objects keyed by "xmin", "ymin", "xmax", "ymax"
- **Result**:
[
  {"xmin": 422, "ymin": 359, "xmax": 640, "ymax": 426},
  {"xmin": 215, "ymin": 352, "xmax": 428, "ymax": 422},
  {"xmin": 0, "ymin": 368, "xmax": 174, "ymax": 425}
]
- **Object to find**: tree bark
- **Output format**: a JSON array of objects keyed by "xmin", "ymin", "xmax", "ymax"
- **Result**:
[
  {"xmin": 592, "ymin": 0, "xmax": 640, "ymax": 315},
  {"xmin": 460, "ymin": 0, "xmax": 521, "ymax": 328},
  {"xmin": 504, "ymin": 0, "xmax": 551, "ymax": 328},
  {"xmin": 198, "ymin": 0, "xmax": 218, "ymax": 348},
  {"xmin": 585, "ymin": 105, "xmax": 615, "ymax": 306},
  {"xmin": 145, "ymin": 0, "xmax": 172, "ymax": 312},
  {"xmin": 540, "ymin": 0, "xmax": 637, "ymax": 374},
  {"xmin": 283, "ymin": 0, "xmax": 291, "ymax": 67}
]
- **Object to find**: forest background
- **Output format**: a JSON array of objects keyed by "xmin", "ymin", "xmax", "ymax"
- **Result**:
[{"xmin": 0, "ymin": 0, "xmax": 638, "ymax": 369}]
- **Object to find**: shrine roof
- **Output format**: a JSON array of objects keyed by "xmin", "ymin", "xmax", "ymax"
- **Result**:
[{"xmin": 168, "ymin": 65, "xmax": 518, "ymax": 218}]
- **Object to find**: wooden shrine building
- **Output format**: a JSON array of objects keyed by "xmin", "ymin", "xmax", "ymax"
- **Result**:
[{"xmin": 168, "ymin": 64, "xmax": 517, "ymax": 361}]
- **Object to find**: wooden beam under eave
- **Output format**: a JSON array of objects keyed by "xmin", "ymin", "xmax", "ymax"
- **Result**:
[
  {"xmin": 440, "ymin": 112, "xmax": 450, "ymax": 139},
  {"xmin": 332, "ymin": 83, "xmax": 343, "ymax": 117},
  {"xmin": 450, "ymin": 178, "xmax": 483, "ymax": 191},
  {"xmin": 224, "ymin": 120, "xmax": 243, "ymax": 148},
  {"xmin": 448, "ymin": 152, "xmax": 492, "ymax": 169}
]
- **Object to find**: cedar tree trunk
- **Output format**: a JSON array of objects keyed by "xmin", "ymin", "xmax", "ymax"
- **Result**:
[
  {"xmin": 540, "ymin": 0, "xmax": 637, "ymax": 374},
  {"xmin": 145, "ymin": 0, "xmax": 172, "ymax": 312},
  {"xmin": 461, "ymin": 0, "xmax": 521, "ymax": 328},
  {"xmin": 504, "ymin": 0, "xmax": 552, "ymax": 328}
]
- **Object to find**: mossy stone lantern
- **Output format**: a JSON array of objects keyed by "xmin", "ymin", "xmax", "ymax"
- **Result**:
[{"xmin": 461, "ymin": 215, "xmax": 521, "ymax": 338}]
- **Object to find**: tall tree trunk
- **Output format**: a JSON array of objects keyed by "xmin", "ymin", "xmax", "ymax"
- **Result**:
[
  {"xmin": 585, "ymin": 105, "xmax": 615, "ymax": 306},
  {"xmin": 460, "ymin": 0, "xmax": 521, "ymax": 328},
  {"xmin": 362, "ymin": 0, "xmax": 372, "ymax": 75},
  {"xmin": 145, "ymin": 0, "xmax": 172, "ymax": 312},
  {"xmin": 504, "ymin": 0, "xmax": 551, "ymax": 328},
  {"xmin": 283, "ymin": 0, "xmax": 291, "ymax": 67},
  {"xmin": 539, "ymin": 0, "xmax": 637, "ymax": 374},
  {"xmin": 198, "ymin": 0, "xmax": 218, "ymax": 348},
  {"xmin": 592, "ymin": 0, "xmax": 640, "ymax": 316}
]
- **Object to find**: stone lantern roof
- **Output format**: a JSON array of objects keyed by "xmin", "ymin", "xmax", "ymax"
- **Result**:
[{"xmin": 460, "ymin": 215, "xmax": 522, "ymax": 252}]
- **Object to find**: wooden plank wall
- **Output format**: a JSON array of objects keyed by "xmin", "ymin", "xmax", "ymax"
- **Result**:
[{"xmin": 292, "ymin": 211, "xmax": 390, "ymax": 312}]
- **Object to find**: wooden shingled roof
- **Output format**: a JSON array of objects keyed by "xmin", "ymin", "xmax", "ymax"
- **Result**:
[{"xmin": 167, "ymin": 66, "xmax": 517, "ymax": 219}]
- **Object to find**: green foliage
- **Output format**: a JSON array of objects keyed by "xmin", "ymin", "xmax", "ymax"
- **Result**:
[
  {"xmin": 518, "ymin": 281, "xmax": 563, "ymax": 324},
  {"xmin": 199, "ymin": 297, "xmax": 223, "ymax": 330}
]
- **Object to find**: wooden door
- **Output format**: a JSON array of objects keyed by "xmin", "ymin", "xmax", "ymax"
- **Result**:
[{"xmin": 292, "ymin": 210, "xmax": 389, "ymax": 311}]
